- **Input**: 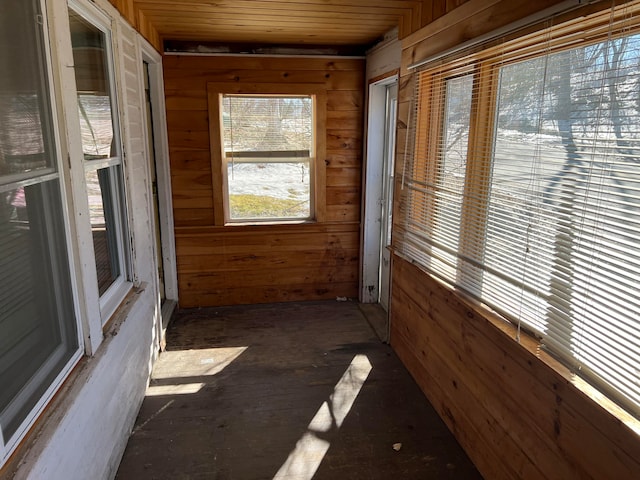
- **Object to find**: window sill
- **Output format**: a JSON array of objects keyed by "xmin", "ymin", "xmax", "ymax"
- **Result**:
[
  {"xmin": 101, "ymin": 283, "xmax": 145, "ymax": 336},
  {"xmin": 224, "ymin": 219, "xmax": 316, "ymax": 227},
  {"xmin": 100, "ymin": 280, "xmax": 134, "ymax": 330}
]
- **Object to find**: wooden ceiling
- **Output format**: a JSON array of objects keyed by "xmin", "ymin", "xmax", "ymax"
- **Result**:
[{"xmin": 131, "ymin": 0, "xmax": 430, "ymax": 48}]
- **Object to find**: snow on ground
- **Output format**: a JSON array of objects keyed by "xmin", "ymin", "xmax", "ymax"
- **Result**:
[{"xmin": 227, "ymin": 162, "xmax": 310, "ymax": 203}]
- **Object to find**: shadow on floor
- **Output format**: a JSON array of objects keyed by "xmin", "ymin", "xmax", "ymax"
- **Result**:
[{"xmin": 116, "ymin": 300, "xmax": 482, "ymax": 480}]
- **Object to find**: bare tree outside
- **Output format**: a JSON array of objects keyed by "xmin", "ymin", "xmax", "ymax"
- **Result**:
[
  {"xmin": 483, "ymin": 34, "xmax": 640, "ymax": 407},
  {"xmin": 222, "ymin": 95, "xmax": 313, "ymax": 220}
]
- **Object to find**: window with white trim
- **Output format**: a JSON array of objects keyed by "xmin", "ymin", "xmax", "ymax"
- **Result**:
[
  {"xmin": 0, "ymin": 0, "xmax": 82, "ymax": 461},
  {"xmin": 396, "ymin": 2, "xmax": 640, "ymax": 417},
  {"xmin": 69, "ymin": 4, "xmax": 131, "ymax": 320},
  {"xmin": 1, "ymin": 0, "xmax": 138, "ymax": 465}
]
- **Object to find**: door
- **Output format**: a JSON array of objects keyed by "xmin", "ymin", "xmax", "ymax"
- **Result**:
[{"xmin": 378, "ymin": 83, "xmax": 397, "ymax": 311}]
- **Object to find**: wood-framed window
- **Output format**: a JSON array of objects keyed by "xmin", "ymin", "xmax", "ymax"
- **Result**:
[
  {"xmin": 207, "ymin": 83, "xmax": 327, "ymax": 225},
  {"xmin": 396, "ymin": 1, "xmax": 640, "ymax": 418}
]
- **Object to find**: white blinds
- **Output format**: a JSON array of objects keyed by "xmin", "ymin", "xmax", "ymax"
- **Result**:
[
  {"xmin": 222, "ymin": 95, "xmax": 313, "ymax": 161},
  {"xmin": 395, "ymin": 1, "xmax": 640, "ymax": 417}
]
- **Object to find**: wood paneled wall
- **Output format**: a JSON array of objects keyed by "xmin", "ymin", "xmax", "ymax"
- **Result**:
[
  {"xmin": 403, "ymin": 0, "xmax": 567, "ymax": 72},
  {"xmin": 107, "ymin": 0, "xmax": 161, "ymax": 51},
  {"xmin": 419, "ymin": 0, "xmax": 470, "ymax": 27},
  {"xmin": 164, "ymin": 55, "xmax": 364, "ymax": 307},
  {"xmin": 391, "ymin": 0, "xmax": 640, "ymax": 478},
  {"xmin": 391, "ymin": 257, "xmax": 640, "ymax": 479}
]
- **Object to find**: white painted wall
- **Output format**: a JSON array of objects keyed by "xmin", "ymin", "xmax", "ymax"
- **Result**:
[
  {"xmin": 6, "ymin": 0, "xmax": 164, "ymax": 477},
  {"xmin": 365, "ymin": 28, "xmax": 402, "ymax": 81},
  {"xmin": 12, "ymin": 292, "xmax": 157, "ymax": 480}
]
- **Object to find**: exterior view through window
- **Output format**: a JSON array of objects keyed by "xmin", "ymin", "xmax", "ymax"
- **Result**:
[
  {"xmin": 69, "ymin": 5, "xmax": 130, "ymax": 314},
  {"xmin": 398, "ymin": 6, "xmax": 640, "ymax": 417},
  {"xmin": 221, "ymin": 94, "xmax": 313, "ymax": 221},
  {"xmin": 0, "ymin": 0, "xmax": 80, "ymax": 458}
]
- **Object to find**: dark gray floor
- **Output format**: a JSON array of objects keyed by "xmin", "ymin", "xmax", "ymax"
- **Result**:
[{"xmin": 116, "ymin": 300, "xmax": 482, "ymax": 479}]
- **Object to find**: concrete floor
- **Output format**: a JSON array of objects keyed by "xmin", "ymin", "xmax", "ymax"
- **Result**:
[{"xmin": 116, "ymin": 300, "xmax": 482, "ymax": 479}]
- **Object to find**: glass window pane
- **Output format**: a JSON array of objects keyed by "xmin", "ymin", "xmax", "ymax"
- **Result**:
[
  {"xmin": 227, "ymin": 161, "xmax": 311, "ymax": 220},
  {"xmin": 0, "ymin": 0, "xmax": 79, "ymax": 448},
  {"xmin": 69, "ymin": 9, "xmax": 117, "ymax": 161},
  {"xmin": 482, "ymin": 57, "xmax": 553, "ymax": 331},
  {"xmin": 223, "ymin": 96, "xmax": 313, "ymax": 155},
  {"xmin": 484, "ymin": 35, "xmax": 640, "ymax": 413},
  {"xmin": 70, "ymin": 7, "xmax": 128, "ymax": 304},
  {"xmin": 427, "ymin": 74, "xmax": 473, "ymax": 280},
  {"xmin": 78, "ymin": 94, "xmax": 115, "ymax": 160},
  {"xmin": 86, "ymin": 166, "xmax": 123, "ymax": 295},
  {"xmin": 0, "ymin": 181, "xmax": 78, "ymax": 440},
  {"xmin": 222, "ymin": 94, "xmax": 314, "ymax": 221},
  {"xmin": 0, "ymin": 0, "xmax": 56, "ymax": 181}
]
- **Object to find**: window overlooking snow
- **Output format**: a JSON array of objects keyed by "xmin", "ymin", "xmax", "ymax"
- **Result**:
[
  {"xmin": 396, "ymin": 11, "xmax": 640, "ymax": 417},
  {"xmin": 221, "ymin": 94, "xmax": 314, "ymax": 221}
]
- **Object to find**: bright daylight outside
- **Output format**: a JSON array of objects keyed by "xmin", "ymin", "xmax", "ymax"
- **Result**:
[
  {"xmin": 221, "ymin": 94, "xmax": 313, "ymax": 221},
  {"xmin": 429, "ymin": 33, "xmax": 640, "ymax": 414}
]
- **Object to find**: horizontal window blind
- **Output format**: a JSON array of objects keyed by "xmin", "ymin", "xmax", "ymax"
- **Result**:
[
  {"xmin": 395, "ymin": 0, "xmax": 640, "ymax": 417},
  {"xmin": 222, "ymin": 95, "xmax": 313, "ymax": 159}
]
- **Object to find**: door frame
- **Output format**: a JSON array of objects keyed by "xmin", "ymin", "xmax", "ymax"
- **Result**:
[
  {"xmin": 360, "ymin": 73, "xmax": 398, "ymax": 304},
  {"xmin": 140, "ymin": 41, "xmax": 178, "ymax": 318}
]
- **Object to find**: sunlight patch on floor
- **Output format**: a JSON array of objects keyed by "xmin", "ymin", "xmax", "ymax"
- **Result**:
[
  {"xmin": 146, "ymin": 383, "xmax": 207, "ymax": 396},
  {"xmin": 145, "ymin": 347, "xmax": 248, "ymax": 396},
  {"xmin": 273, "ymin": 354, "xmax": 373, "ymax": 479}
]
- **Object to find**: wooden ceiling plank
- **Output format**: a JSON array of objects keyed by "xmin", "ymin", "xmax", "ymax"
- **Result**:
[
  {"xmin": 138, "ymin": 3, "xmax": 413, "ymax": 18},
  {"xmin": 163, "ymin": 56, "xmax": 365, "ymax": 72},
  {"xmin": 164, "ymin": 32, "xmax": 378, "ymax": 44},
  {"xmin": 159, "ymin": 27, "xmax": 382, "ymax": 37},
  {"xmin": 133, "ymin": 0, "xmax": 420, "ymax": 9},
  {"xmin": 131, "ymin": 0, "xmax": 419, "ymax": 46},
  {"xmin": 144, "ymin": 12, "xmax": 406, "ymax": 24},
  {"xmin": 150, "ymin": 19, "xmax": 399, "ymax": 30},
  {"xmin": 145, "ymin": 11, "xmax": 401, "ymax": 23}
]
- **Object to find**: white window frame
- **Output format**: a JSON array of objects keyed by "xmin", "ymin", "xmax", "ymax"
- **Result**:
[
  {"xmin": 0, "ymin": 0, "xmax": 84, "ymax": 465},
  {"xmin": 68, "ymin": 0, "xmax": 132, "ymax": 324}
]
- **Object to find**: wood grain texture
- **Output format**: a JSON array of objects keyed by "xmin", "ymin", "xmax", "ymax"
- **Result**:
[
  {"xmin": 390, "ymin": 256, "xmax": 640, "ymax": 479},
  {"xmin": 174, "ymin": 223, "xmax": 360, "ymax": 307},
  {"xmin": 164, "ymin": 55, "xmax": 364, "ymax": 306},
  {"xmin": 108, "ymin": 0, "xmax": 162, "ymax": 51},
  {"xmin": 116, "ymin": 301, "xmax": 482, "ymax": 479},
  {"xmin": 402, "ymin": 0, "xmax": 569, "ymax": 72},
  {"xmin": 132, "ymin": 0, "xmax": 425, "ymax": 44},
  {"xmin": 391, "ymin": 2, "xmax": 640, "ymax": 478},
  {"xmin": 109, "ymin": 0, "xmax": 468, "ymax": 54}
]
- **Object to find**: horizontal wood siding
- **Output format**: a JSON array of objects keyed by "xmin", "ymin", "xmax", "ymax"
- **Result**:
[
  {"xmin": 391, "ymin": 1, "xmax": 640, "ymax": 478},
  {"xmin": 107, "ymin": 0, "xmax": 162, "ymax": 51},
  {"xmin": 164, "ymin": 55, "xmax": 364, "ymax": 307},
  {"xmin": 390, "ymin": 256, "xmax": 640, "ymax": 479},
  {"xmin": 403, "ymin": 0, "xmax": 567, "ymax": 72}
]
